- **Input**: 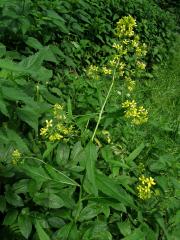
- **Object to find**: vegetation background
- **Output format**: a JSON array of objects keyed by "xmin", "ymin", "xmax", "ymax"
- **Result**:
[{"xmin": 0, "ymin": 0, "xmax": 179, "ymax": 239}]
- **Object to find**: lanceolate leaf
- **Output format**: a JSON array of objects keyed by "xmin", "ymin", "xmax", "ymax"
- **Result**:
[
  {"xmin": 21, "ymin": 164, "xmax": 51, "ymax": 183},
  {"xmin": 85, "ymin": 142, "xmax": 98, "ymax": 196},
  {"xmin": 125, "ymin": 143, "xmax": 145, "ymax": 163},
  {"xmin": 44, "ymin": 164, "xmax": 79, "ymax": 186},
  {"xmin": 96, "ymin": 172, "xmax": 135, "ymax": 209}
]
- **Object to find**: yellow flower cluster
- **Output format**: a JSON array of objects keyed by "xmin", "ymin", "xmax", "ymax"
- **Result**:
[
  {"xmin": 86, "ymin": 65, "xmax": 99, "ymax": 80},
  {"xmin": 40, "ymin": 104, "xmax": 74, "ymax": 142},
  {"xmin": 122, "ymin": 100, "xmax": 148, "ymax": 125},
  {"xmin": 136, "ymin": 61, "xmax": 146, "ymax": 70},
  {"xmin": 85, "ymin": 16, "xmax": 148, "ymax": 126},
  {"xmin": 137, "ymin": 175, "xmax": 156, "ymax": 200},
  {"xmin": 102, "ymin": 67, "xmax": 112, "ymax": 75},
  {"xmin": 116, "ymin": 15, "xmax": 137, "ymax": 37},
  {"xmin": 125, "ymin": 76, "xmax": 135, "ymax": 92},
  {"xmin": 11, "ymin": 149, "xmax": 21, "ymax": 165}
]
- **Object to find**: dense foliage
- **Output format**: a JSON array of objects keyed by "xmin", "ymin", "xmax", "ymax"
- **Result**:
[{"xmin": 0, "ymin": 0, "xmax": 179, "ymax": 240}]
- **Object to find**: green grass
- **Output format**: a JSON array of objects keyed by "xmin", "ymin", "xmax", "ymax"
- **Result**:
[{"xmin": 136, "ymin": 34, "xmax": 180, "ymax": 151}]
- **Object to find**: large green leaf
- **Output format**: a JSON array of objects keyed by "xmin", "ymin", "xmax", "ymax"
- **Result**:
[
  {"xmin": 3, "ymin": 209, "xmax": 18, "ymax": 225},
  {"xmin": 45, "ymin": 164, "xmax": 79, "ymax": 186},
  {"xmin": 78, "ymin": 202, "xmax": 102, "ymax": 222},
  {"xmin": 21, "ymin": 164, "xmax": 51, "ymax": 183},
  {"xmin": 0, "ymin": 59, "xmax": 27, "ymax": 72},
  {"xmin": 84, "ymin": 142, "xmax": 98, "ymax": 196},
  {"xmin": 82, "ymin": 221, "xmax": 112, "ymax": 240},
  {"xmin": 122, "ymin": 227, "xmax": 146, "ymax": 240},
  {"xmin": 55, "ymin": 143, "xmax": 70, "ymax": 166},
  {"xmin": 33, "ymin": 193, "xmax": 64, "ymax": 209},
  {"xmin": 35, "ymin": 220, "xmax": 50, "ymax": 240},
  {"xmin": 5, "ymin": 128, "xmax": 29, "ymax": 153},
  {"xmin": 96, "ymin": 172, "xmax": 135, "ymax": 209},
  {"xmin": 5, "ymin": 190, "xmax": 24, "ymax": 207},
  {"xmin": 56, "ymin": 222, "xmax": 75, "ymax": 240},
  {"xmin": 17, "ymin": 106, "xmax": 39, "ymax": 132},
  {"xmin": 18, "ymin": 211, "xmax": 32, "ymax": 239},
  {"xmin": 2, "ymin": 86, "xmax": 31, "ymax": 102},
  {"xmin": 70, "ymin": 141, "xmax": 83, "ymax": 163}
]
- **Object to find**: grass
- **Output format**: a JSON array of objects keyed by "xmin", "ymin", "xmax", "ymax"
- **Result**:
[{"xmin": 135, "ymin": 34, "xmax": 180, "ymax": 151}]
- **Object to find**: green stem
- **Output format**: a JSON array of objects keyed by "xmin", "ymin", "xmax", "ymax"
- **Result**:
[{"xmin": 91, "ymin": 65, "xmax": 118, "ymax": 142}]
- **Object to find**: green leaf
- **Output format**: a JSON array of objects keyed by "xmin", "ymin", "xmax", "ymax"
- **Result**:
[
  {"xmin": 5, "ymin": 128, "xmax": 29, "ymax": 153},
  {"xmin": 22, "ymin": 47, "xmax": 49, "ymax": 71},
  {"xmin": 0, "ymin": 195, "xmax": 6, "ymax": 213},
  {"xmin": 82, "ymin": 221, "xmax": 111, "ymax": 240},
  {"xmin": 26, "ymin": 37, "xmax": 43, "ymax": 50},
  {"xmin": 117, "ymin": 220, "xmax": 132, "ymax": 236},
  {"xmin": 5, "ymin": 190, "xmax": 24, "ymax": 207},
  {"xmin": 43, "ymin": 142, "xmax": 58, "ymax": 159},
  {"xmin": 96, "ymin": 172, "xmax": 135, "ymax": 208},
  {"xmin": 18, "ymin": 212, "xmax": 32, "ymax": 239},
  {"xmin": 70, "ymin": 141, "xmax": 83, "ymax": 163},
  {"xmin": 33, "ymin": 193, "xmax": 64, "ymax": 209},
  {"xmin": 125, "ymin": 143, "xmax": 145, "ymax": 164},
  {"xmin": 46, "ymin": 10, "xmax": 66, "ymax": 22},
  {"xmin": 39, "ymin": 85, "xmax": 61, "ymax": 104},
  {"xmin": 0, "ymin": 95, "xmax": 9, "ymax": 116},
  {"xmin": 47, "ymin": 217, "xmax": 65, "ymax": 228},
  {"xmin": 17, "ymin": 106, "xmax": 39, "ymax": 132},
  {"xmin": 85, "ymin": 142, "xmax": 98, "ymax": 196},
  {"xmin": 56, "ymin": 143, "xmax": 70, "ymax": 166},
  {"xmin": 2, "ymin": 86, "xmax": 31, "ymax": 102},
  {"xmin": 122, "ymin": 227, "xmax": 145, "ymax": 240},
  {"xmin": 155, "ymin": 215, "xmax": 170, "ymax": 239},
  {"xmin": 34, "ymin": 67, "xmax": 53, "ymax": 82},
  {"xmin": 12, "ymin": 179, "xmax": 29, "ymax": 194},
  {"xmin": 0, "ymin": 59, "xmax": 27, "ymax": 72},
  {"xmin": 21, "ymin": 164, "xmax": 51, "ymax": 183},
  {"xmin": 35, "ymin": 220, "xmax": 50, "ymax": 240},
  {"xmin": 79, "ymin": 202, "xmax": 102, "ymax": 222},
  {"xmin": 3, "ymin": 209, "xmax": 18, "ymax": 225},
  {"xmin": 44, "ymin": 164, "xmax": 79, "ymax": 186},
  {"xmin": 56, "ymin": 222, "xmax": 74, "ymax": 240}
]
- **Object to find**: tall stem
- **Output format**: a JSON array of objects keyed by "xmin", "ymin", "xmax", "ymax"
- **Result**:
[{"xmin": 91, "ymin": 65, "xmax": 118, "ymax": 142}]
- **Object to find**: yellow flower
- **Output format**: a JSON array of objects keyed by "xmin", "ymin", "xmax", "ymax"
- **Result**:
[
  {"xmin": 122, "ymin": 100, "xmax": 148, "ymax": 125},
  {"xmin": 40, "ymin": 127, "xmax": 48, "ymax": 136},
  {"xmin": 45, "ymin": 119, "xmax": 53, "ymax": 128},
  {"xmin": 49, "ymin": 133, "xmax": 63, "ymax": 141},
  {"xmin": 137, "ymin": 61, "xmax": 146, "ymax": 70},
  {"xmin": 86, "ymin": 65, "xmax": 99, "ymax": 80},
  {"xmin": 146, "ymin": 177, "xmax": 156, "ymax": 188},
  {"xmin": 12, "ymin": 149, "xmax": 21, "ymax": 165},
  {"xmin": 116, "ymin": 16, "xmax": 137, "ymax": 37},
  {"xmin": 12, "ymin": 149, "xmax": 21, "ymax": 159},
  {"xmin": 102, "ymin": 67, "xmax": 112, "ymax": 75},
  {"xmin": 137, "ymin": 175, "xmax": 156, "ymax": 200}
]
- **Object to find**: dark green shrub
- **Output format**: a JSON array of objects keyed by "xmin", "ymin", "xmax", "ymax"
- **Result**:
[{"xmin": 0, "ymin": 0, "xmax": 177, "ymax": 74}]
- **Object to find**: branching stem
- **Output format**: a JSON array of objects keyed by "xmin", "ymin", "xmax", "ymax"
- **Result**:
[{"xmin": 91, "ymin": 63, "xmax": 118, "ymax": 141}]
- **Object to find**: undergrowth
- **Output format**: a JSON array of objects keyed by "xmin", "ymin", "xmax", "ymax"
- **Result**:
[{"xmin": 0, "ymin": 3, "xmax": 179, "ymax": 240}]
